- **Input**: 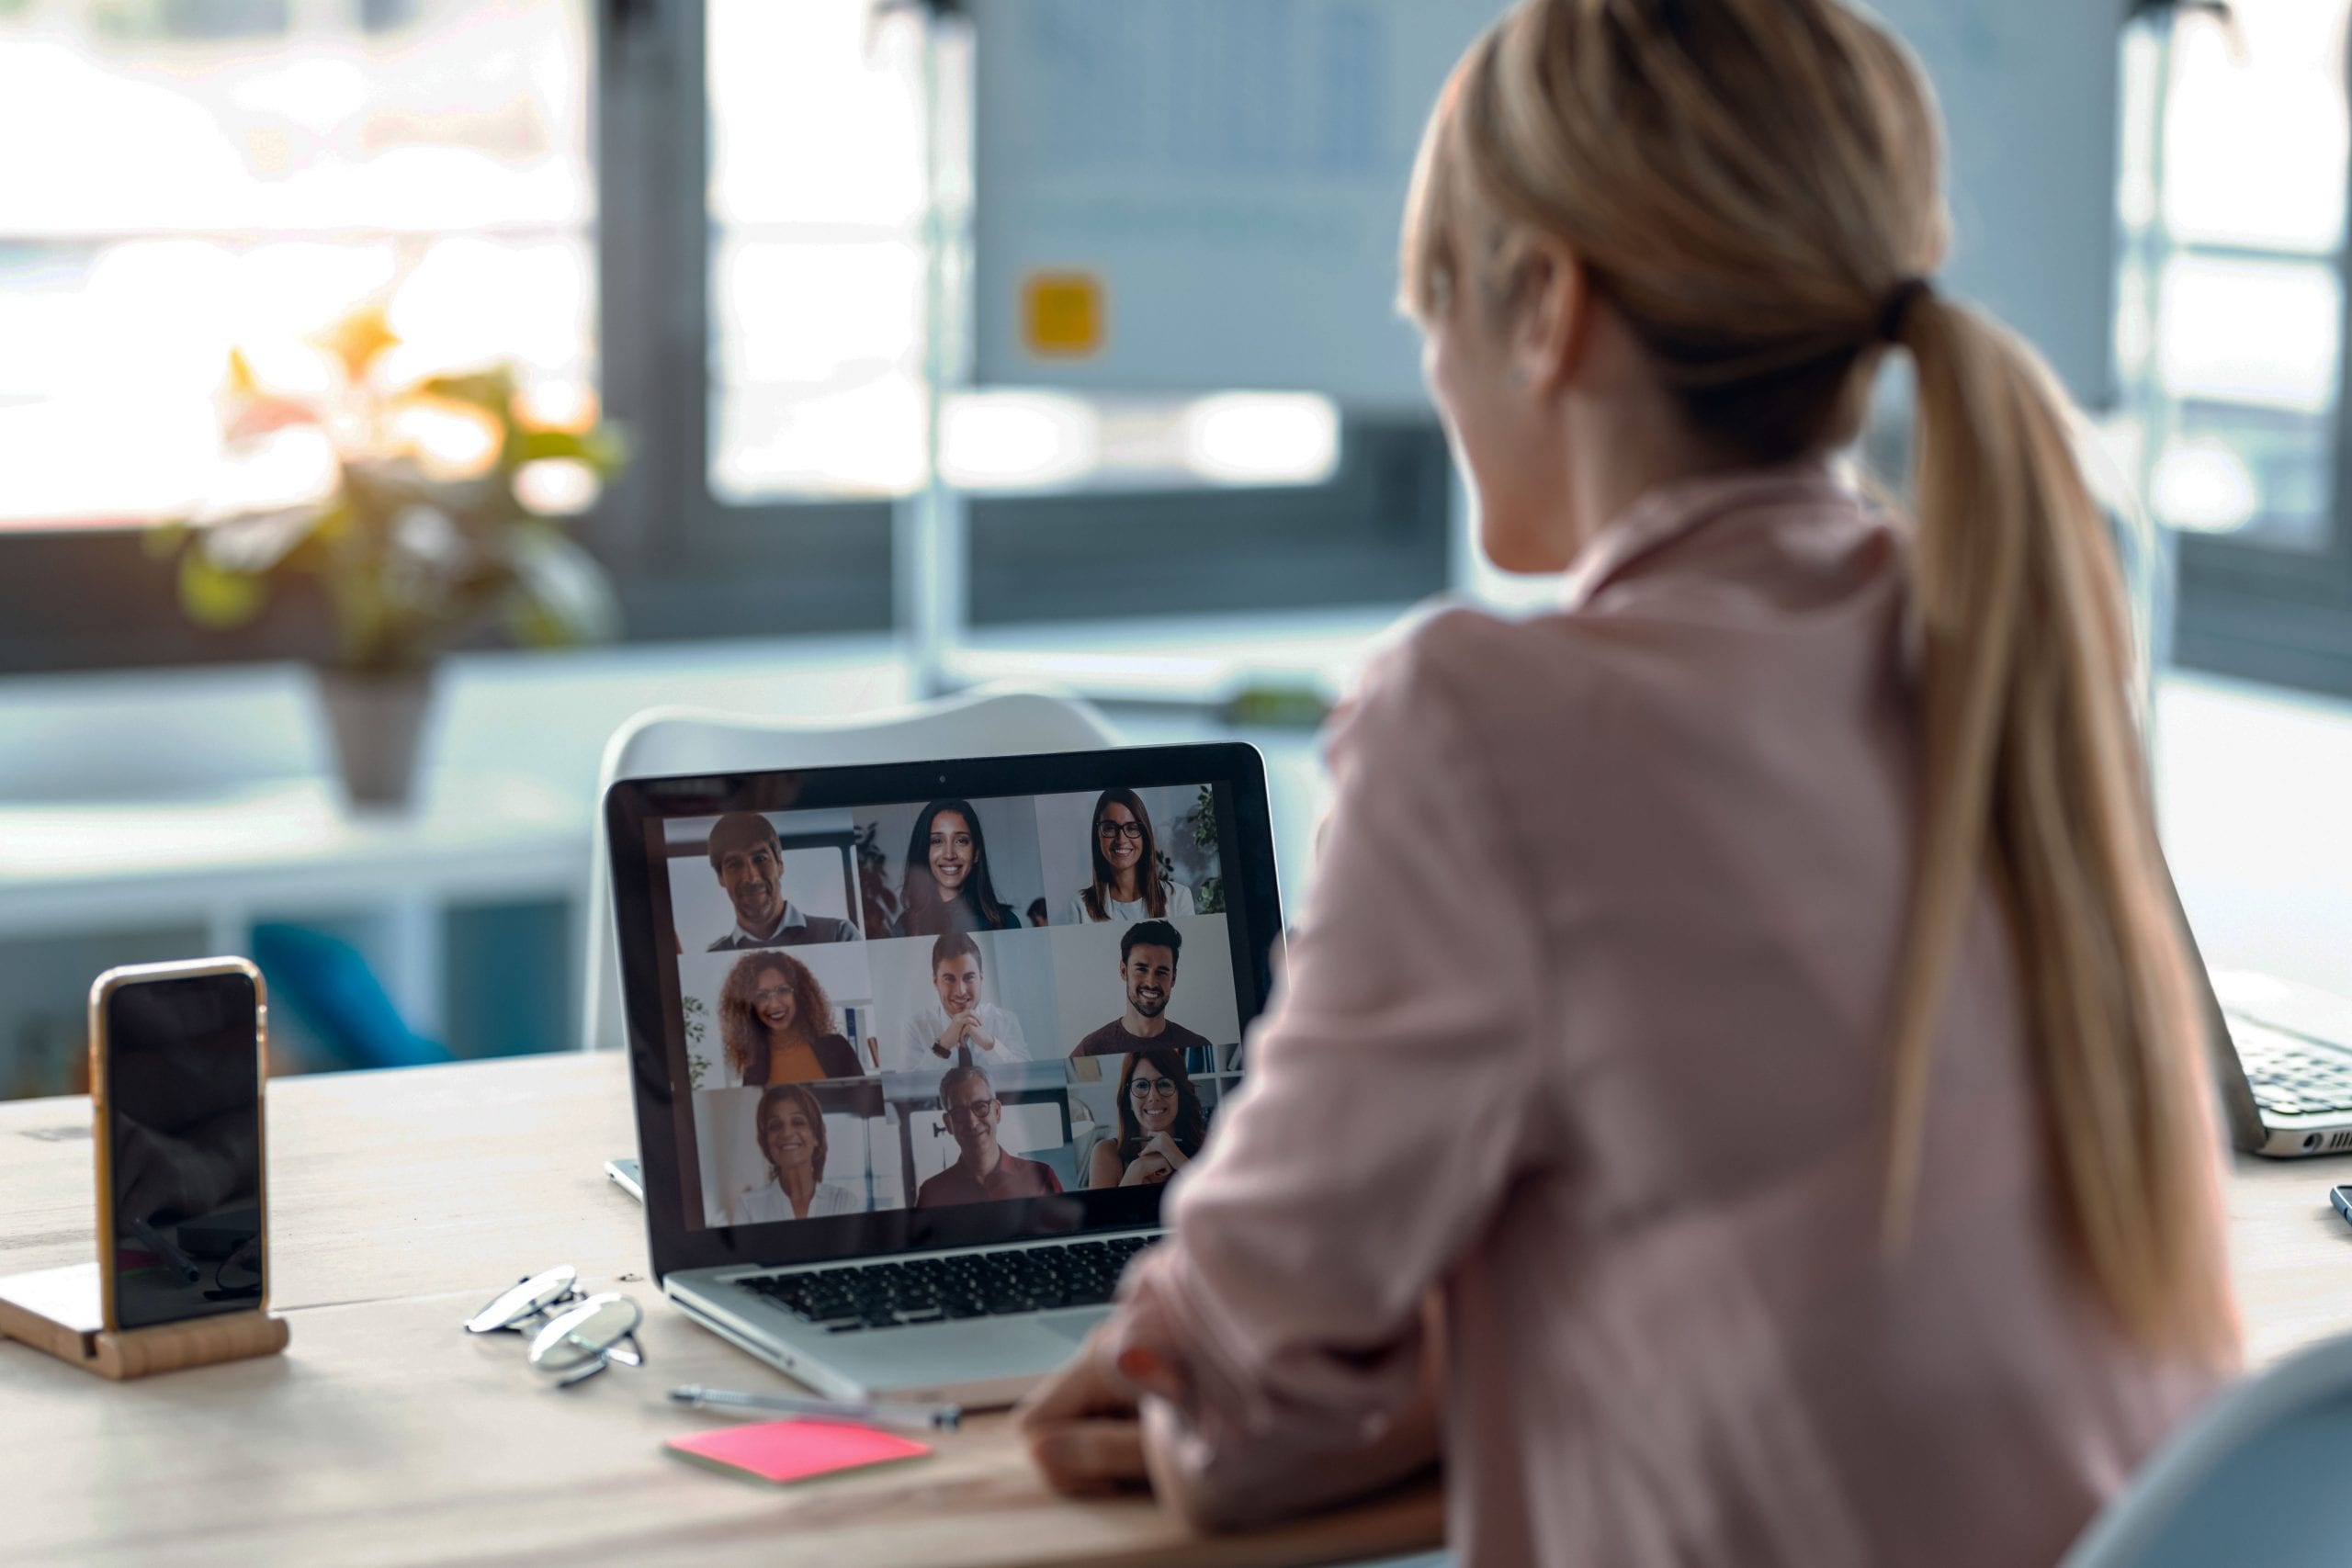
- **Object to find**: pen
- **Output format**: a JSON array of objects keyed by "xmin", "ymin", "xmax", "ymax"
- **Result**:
[
  {"xmin": 130, "ymin": 1216, "xmax": 202, "ymax": 1286},
  {"xmin": 669, "ymin": 1383, "xmax": 962, "ymax": 1432}
]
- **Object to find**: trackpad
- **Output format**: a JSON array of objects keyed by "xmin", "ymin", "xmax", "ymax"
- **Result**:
[{"xmin": 1038, "ymin": 1307, "xmax": 1110, "ymax": 1342}]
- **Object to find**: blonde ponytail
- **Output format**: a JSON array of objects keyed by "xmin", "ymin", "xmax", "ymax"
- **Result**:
[
  {"xmin": 1887, "ymin": 293, "xmax": 2234, "ymax": 1363},
  {"xmin": 1407, "ymin": 0, "xmax": 2237, "ymax": 1366}
]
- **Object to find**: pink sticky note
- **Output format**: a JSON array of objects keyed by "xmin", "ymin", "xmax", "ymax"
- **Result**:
[{"xmin": 666, "ymin": 1418, "xmax": 932, "ymax": 1485}]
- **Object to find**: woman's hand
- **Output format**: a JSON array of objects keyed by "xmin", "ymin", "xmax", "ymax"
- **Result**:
[
  {"xmin": 1015, "ymin": 1325, "xmax": 1182, "ymax": 1496},
  {"xmin": 1119, "ymin": 1149, "xmax": 1174, "ymax": 1186},
  {"xmin": 1140, "ymin": 1132, "xmax": 1191, "ymax": 1173}
]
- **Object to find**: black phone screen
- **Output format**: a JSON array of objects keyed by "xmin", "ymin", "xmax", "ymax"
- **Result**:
[{"xmin": 105, "ymin": 972, "xmax": 265, "ymax": 1330}]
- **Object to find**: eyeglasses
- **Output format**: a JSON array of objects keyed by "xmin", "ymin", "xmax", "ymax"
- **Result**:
[
  {"xmin": 1128, "ymin": 1077, "xmax": 1178, "ymax": 1099},
  {"xmin": 942, "ymin": 1097, "xmax": 1000, "ymax": 1124},
  {"xmin": 464, "ymin": 1264, "xmax": 646, "ymax": 1388},
  {"xmin": 1097, "ymin": 821, "xmax": 1145, "ymax": 842},
  {"xmin": 752, "ymin": 985, "xmax": 794, "ymax": 1005}
]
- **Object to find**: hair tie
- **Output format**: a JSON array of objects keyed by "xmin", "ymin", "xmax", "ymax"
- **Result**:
[{"xmin": 1879, "ymin": 278, "xmax": 1932, "ymax": 344}]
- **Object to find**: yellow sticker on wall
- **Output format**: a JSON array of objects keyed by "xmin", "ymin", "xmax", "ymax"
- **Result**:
[{"xmin": 1023, "ymin": 272, "xmax": 1105, "ymax": 357}]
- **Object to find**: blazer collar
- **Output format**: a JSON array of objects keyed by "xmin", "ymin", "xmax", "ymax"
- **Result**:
[{"xmin": 1556, "ymin": 463, "xmax": 1858, "ymax": 613}]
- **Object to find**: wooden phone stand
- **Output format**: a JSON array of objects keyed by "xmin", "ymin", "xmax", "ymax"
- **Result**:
[{"xmin": 0, "ymin": 1262, "xmax": 288, "ymax": 1381}]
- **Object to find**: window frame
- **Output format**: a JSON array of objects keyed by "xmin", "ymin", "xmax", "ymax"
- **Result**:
[
  {"xmin": 2157, "ymin": 5, "xmax": 2352, "ymax": 695},
  {"xmin": 0, "ymin": 0, "xmax": 1452, "ymax": 676},
  {"xmin": 612, "ymin": 0, "xmax": 1451, "ymax": 648}
]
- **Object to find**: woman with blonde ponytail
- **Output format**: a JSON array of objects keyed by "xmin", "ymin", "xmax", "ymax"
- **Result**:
[{"xmin": 1017, "ymin": 1, "xmax": 2237, "ymax": 1560}]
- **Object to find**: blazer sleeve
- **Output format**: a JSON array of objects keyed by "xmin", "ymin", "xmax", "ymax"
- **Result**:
[
  {"xmin": 814, "ymin": 1032, "xmax": 865, "ymax": 1080},
  {"xmin": 1107, "ymin": 618, "xmax": 1553, "ymax": 1529}
]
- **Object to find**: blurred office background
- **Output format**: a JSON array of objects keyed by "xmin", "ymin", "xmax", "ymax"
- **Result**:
[{"xmin": 0, "ymin": 0, "xmax": 2346, "ymax": 1097}]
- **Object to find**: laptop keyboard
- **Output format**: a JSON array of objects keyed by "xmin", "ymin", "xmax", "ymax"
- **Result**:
[
  {"xmin": 2236, "ymin": 1018, "xmax": 2352, "ymax": 1117},
  {"xmin": 739, "ymin": 1235, "xmax": 1159, "ymax": 1334}
]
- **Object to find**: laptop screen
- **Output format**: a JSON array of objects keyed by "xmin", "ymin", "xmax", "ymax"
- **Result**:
[{"xmin": 606, "ymin": 746, "xmax": 1279, "ymax": 1277}]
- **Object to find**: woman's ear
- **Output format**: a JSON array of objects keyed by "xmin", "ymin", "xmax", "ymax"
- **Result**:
[{"xmin": 1510, "ymin": 237, "xmax": 1590, "ymax": 395}]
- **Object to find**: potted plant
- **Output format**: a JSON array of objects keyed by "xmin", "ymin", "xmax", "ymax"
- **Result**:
[{"xmin": 153, "ymin": 303, "xmax": 625, "ymax": 808}]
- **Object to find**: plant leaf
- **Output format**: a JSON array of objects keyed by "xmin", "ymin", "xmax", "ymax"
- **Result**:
[
  {"xmin": 321, "ymin": 302, "xmax": 401, "ymax": 385},
  {"xmin": 413, "ymin": 367, "xmax": 517, "ymax": 418},
  {"xmin": 505, "ymin": 424, "xmax": 628, "ymax": 476},
  {"xmin": 178, "ymin": 552, "xmax": 269, "ymax": 631},
  {"xmin": 503, "ymin": 528, "xmax": 620, "ymax": 648}
]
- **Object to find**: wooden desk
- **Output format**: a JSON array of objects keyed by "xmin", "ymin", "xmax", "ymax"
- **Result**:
[
  {"xmin": 0, "ymin": 1054, "xmax": 1439, "ymax": 1567},
  {"xmin": 4, "ymin": 1053, "xmax": 2346, "ymax": 1566}
]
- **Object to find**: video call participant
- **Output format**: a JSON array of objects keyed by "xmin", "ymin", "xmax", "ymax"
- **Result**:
[
  {"xmin": 729, "ymin": 1084, "xmax": 863, "ymax": 1224},
  {"xmin": 704, "ymin": 811, "xmax": 860, "ymax": 952},
  {"xmin": 1086, "ymin": 1046, "xmax": 1206, "ymax": 1190},
  {"xmin": 897, "ymin": 799, "xmax": 1023, "ymax": 937},
  {"xmin": 1071, "ymin": 920, "xmax": 1214, "ymax": 1058},
  {"xmin": 1067, "ymin": 788, "xmax": 1196, "ymax": 924},
  {"xmin": 719, "ymin": 951, "xmax": 865, "ymax": 1085},
  {"xmin": 914, "ymin": 1065, "xmax": 1065, "ymax": 1207},
  {"xmin": 904, "ymin": 931, "xmax": 1033, "ymax": 1068}
]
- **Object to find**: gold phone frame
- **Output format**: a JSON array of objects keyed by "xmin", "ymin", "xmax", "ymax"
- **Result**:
[{"xmin": 89, "ymin": 957, "xmax": 271, "ymax": 1335}]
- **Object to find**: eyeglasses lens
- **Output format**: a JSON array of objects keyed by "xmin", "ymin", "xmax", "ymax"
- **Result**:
[
  {"xmin": 465, "ymin": 1264, "xmax": 581, "ymax": 1335},
  {"xmin": 527, "ymin": 1293, "xmax": 644, "ymax": 1381}
]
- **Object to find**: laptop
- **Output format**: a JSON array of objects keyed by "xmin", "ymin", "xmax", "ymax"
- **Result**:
[
  {"xmin": 2207, "ymin": 967, "xmax": 2352, "ymax": 1158},
  {"xmin": 604, "ymin": 743, "xmax": 1281, "ymax": 1407},
  {"xmin": 2144, "ymin": 854, "xmax": 2352, "ymax": 1159}
]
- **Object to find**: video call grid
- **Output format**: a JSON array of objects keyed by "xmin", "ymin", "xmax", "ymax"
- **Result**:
[{"xmin": 650, "ymin": 784, "xmax": 1246, "ymax": 1230}]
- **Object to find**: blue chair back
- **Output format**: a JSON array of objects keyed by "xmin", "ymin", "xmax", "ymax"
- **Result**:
[{"xmin": 2062, "ymin": 1335, "xmax": 2352, "ymax": 1567}]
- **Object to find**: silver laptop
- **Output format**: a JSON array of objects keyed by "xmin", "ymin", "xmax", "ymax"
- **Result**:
[
  {"xmin": 2208, "ymin": 968, "xmax": 2352, "ymax": 1158},
  {"xmin": 604, "ymin": 743, "xmax": 1280, "ymax": 1407}
]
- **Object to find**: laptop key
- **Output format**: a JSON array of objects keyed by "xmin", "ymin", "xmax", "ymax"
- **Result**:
[{"xmin": 744, "ymin": 1236, "xmax": 1159, "ymax": 1326}]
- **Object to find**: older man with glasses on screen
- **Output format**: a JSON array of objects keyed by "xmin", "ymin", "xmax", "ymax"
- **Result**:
[
  {"xmin": 913, "ymin": 1065, "xmax": 1064, "ymax": 1208},
  {"xmin": 705, "ymin": 812, "xmax": 860, "ymax": 952}
]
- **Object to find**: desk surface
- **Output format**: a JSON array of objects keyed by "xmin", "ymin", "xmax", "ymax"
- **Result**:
[
  {"xmin": 3, "ymin": 1053, "xmax": 2347, "ymax": 1567},
  {"xmin": 0, "ymin": 1054, "xmax": 1440, "ymax": 1568}
]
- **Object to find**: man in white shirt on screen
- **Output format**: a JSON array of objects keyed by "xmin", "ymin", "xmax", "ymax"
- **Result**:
[{"xmin": 901, "ymin": 931, "xmax": 1032, "ymax": 1070}]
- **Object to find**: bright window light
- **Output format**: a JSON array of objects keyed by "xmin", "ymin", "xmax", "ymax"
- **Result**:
[
  {"xmin": 2160, "ymin": 0, "xmax": 2349, "ymax": 254},
  {"xmin": 2156, "ymin": 256, "xmax": 2341, "ymax": 413},
  {"xmin": 513, "ymin": 457, "xmax": 601, "ymax": 516},
  {"xmin": 942, "ymin": 392, "xmax": 1099, "ymax": 490},
  {"xmin": 0, "ymin": 0, "xmax": 591, "ymax": 530},
  {"xmin": 2152, "ymin": 437, "xmax": 2261, "ymax": 534},
  {"xmin": 714, "ymin": 373, "xmax": 927, "ymax": 500},
  {"xmin": 1182, "ymin": 394, "xmax": 1341, "ymax": 486}
]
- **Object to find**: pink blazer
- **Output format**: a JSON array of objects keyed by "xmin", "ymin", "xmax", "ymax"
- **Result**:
[{"xmin": 1110, "ymin": 468, "xmax": 2230, "ymax": 1565}]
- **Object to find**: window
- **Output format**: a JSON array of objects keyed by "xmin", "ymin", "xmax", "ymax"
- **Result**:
[
  {"xmin": 0, "ymin": 0, "xmax": 1456, "ymax": 673},
  {"xmin": 0, "ymin": 0, "xmax": 593, "ymax": 670},
  {"xmin": 690, "ymin": 0, "xmax": 1442, "ymax": 640},
  {"xmin": 2131, "ymin": 0, "xmax": 2352, "ymax": 693}
]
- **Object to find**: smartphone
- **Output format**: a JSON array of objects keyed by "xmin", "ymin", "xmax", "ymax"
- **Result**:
[
  {"xmin": 2332, "ymin": 1185, "xmax": 2352, "ymax": 1230},
  {"xmin": 91, "ymin": 959, "xmax": 268, "ymax": 1333}
]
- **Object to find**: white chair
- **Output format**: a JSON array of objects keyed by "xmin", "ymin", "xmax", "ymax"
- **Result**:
[
  {"xmin": 579, "ymin": 686, "xmax": 1119, "ymax": 1055},
  {"xmin": 2059, "ymin": 1332, "xmax": 2352, "ymax": 1566}
]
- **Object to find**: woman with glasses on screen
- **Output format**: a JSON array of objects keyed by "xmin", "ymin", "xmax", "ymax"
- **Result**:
[
  {"xmin": 898, "ymin": 799, "xmax": 1023, "ymax": 938},
  {"xmin": 729, "ymin": 1084, "xmax": 862, "ymax": 1224},
  {"xmin": 1066, "ymin": 789, "xmax": 1196, "ymax": 925},
  {"xmin": 718, "ymin": 952, "xmax": 864, "ymax": 1086},
  {"xmin": 1087, "ymin": 1047, "xmax": 1207, "ymax": 1190},
  {"xmin": 1017, "ymin": 2, "xmax": 2237, "ymax": 1561}
]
